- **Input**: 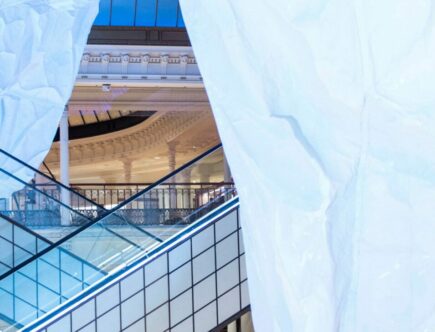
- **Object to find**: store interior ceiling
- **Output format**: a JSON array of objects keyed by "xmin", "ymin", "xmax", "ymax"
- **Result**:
[{"xmin": 43, "ymin": 85, "xmax": 222, "ymax": 184}]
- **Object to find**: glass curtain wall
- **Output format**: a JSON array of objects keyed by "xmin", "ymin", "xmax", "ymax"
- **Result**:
[{"xmin": 93, "ymin": 0, "xmax": 186, "ymax": 27}]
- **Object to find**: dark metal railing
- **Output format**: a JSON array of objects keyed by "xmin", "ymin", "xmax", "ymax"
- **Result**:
[
  {"xmin": 0, "ymin": 182, "xmax": 235, "ymax": 227},
  {"xmin": 71, "ymin": 182, "xmax": 234, "ymax": 208},
  {"xmin": 4, "ymin": 184, "xmax": 98, "ymax": 213},
  {"xmin": 0, "ymin": 148, "xmax": 105, "ymax": 212},
  {"xmin": 0, "ymin": 181, "xmax": 99, "ymax": 227}
]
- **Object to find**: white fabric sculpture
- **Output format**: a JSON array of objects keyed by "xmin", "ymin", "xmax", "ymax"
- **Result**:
[
  {"xmin": 180, "ymin": 0, "xmax": 435, "ymax": 331},
  {"xmin": 0, "ymin": 0, "xmax": 98, "ymax": 188}
]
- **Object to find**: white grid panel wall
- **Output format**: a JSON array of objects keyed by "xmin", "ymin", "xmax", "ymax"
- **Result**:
[{"xmin": 35, "ymin": 206, "xmax": 250, "ymax": 332}]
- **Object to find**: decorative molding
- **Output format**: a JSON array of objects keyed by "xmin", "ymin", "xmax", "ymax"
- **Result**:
[
  {"xmin": 45, "ymin": 111, "xmax": 212, "ymax": 167},
  {"xmin": 77, "ymin": 45, "xmax": 202, "ymax": 86}
]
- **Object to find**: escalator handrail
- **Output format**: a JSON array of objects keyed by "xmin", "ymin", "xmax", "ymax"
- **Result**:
[
  {"xmin": 1, "ymin": 166, "xmax": 164, "ymax": 245},
  {"xmin": 0, "ymin": 144, "xmax": 223, "ymax": 281},
  {"xmin": 0, "ymin": 148, "xmax": 106, "ymax": 211},
  {"xmin": 0, "ymin": 168, "xmax": 158, "ymax": 278},
  {"xmin": 0, "ymin": 212, "xmax": 53, "ymax": 244},
  {"xmin": 0, "ymin": 167, "xmax": 152, "ymax": 244},
  {"xmin": 23, "ymin": 195, "xmax": 239, "ymax": 332},
  {"xmin": 105, "ymin": 143, "xmax": 223, "ymax": 214},
  {"xmin": 0, "ymin": 168, "xmax": 97, "ymax": 221},
  {"xmin": 0, "ymin": 213, "xmax": 107, "ymax": 280}
]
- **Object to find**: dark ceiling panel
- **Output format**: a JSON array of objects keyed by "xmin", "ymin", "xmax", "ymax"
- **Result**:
[
  {"xmin": 88, "ymin": 26, "xmax": 190, "ymax": 46},
  {"xmin": 53, "ymin": 111, "xmax": 156, "ymax": 141}
]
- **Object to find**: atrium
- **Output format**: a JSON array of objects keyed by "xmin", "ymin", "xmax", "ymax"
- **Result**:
[
  {"xmin": 0, "ymin": 1, "xmax": 251, "ymax": 331},
  {"xmin": 1, "ymin": 0, "xmax": 435, "ymax": 332}
]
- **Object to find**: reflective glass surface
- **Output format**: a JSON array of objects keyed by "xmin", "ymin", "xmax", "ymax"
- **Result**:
[
  {"xmin": 0, "ymin": 146, "xmax": 236, "ymax": 330},
  {"xmin": 0, "ymin": 215, "xmax": 50, "ymax": 277},
  {"xmin": 0, "ymin": 170, "xmax": 92, "ymax": 234},
  {"xmin": 0, "ymin": 149, "xmax": 105, "ymax": 247},
  {"xmin": 0, "ymin": 149, "xmax": 105, "ymax": 220},
  {"xmin": 94, "ymin": 0, "xmax": 185, "ymax": 27},
  {"xmin": 92, "ymin": 0, "xmax": 111, "ymax": 25},
  {"xmin": 136, "ymin": 0, "xmax": 157, "ymax": 26},
  {"xmin": 156, "ymin": 0, "xmax": 179, "ymax": 27},
  {"xmin": 111, "ymin": 0, "xmax": 136, "ymax": 26}
]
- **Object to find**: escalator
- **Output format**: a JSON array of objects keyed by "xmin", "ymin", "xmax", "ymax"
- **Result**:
[
  {"xmin": 0, "ymin": 214, "xmax": 51, "ymax": 276},
  {"xmin": 26, "ymin": 195, "xmax": 248, "ymax": 332},
  {"xmin": 0, "ymin": 149, "xmax": 106, "ymax": 278},
  {"xmin": 0, "ymin": 145, "xmax": 243, "ymax": 331},
  {"xmin": 0, "ymin": 148, "xmax": 106, "ymax": 224},
  {"xmin": 0, "ymin": 150, "xmax": 153, "ymax": 279}
]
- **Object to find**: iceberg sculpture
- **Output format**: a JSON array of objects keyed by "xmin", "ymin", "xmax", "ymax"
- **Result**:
[
  {"xmin": 0, "ymin": 0, "xmax": 98, "ymax": 187},
  {"xmin": 180, "ymin": 0, "xmax": 435, "ymax": 331}
]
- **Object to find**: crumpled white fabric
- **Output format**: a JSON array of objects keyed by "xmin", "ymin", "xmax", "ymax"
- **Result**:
[
  {"xmin": 180, "ymin": 0, "xmax": 435, "ymax": 331},
  {"xmin": 0, "ymin": 0, "xmax": 98, "ymax": 191}
]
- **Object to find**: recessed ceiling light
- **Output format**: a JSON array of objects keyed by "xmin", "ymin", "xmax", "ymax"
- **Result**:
[{"xmin": 154, "ymin": 156, "xmax": 161, "ymax": 160}]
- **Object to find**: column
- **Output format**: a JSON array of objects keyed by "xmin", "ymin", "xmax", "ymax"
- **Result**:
[
  {"xmin": 223, "ymin": 153, "xmax": 234, "ymax": 198},
  {"xmin": 241, "ymin": 312, "xmax": 255, "ymax": 332},
  {"xmin": 228, "ymin": 321, "xmax": 237, "ymax": 332},
  {"xmin": 198, "ymin": 164, "xmax": 211, "ymax": 183},
  {"xmin": 224, "ymin": 153, "xmax": 232, "ymax": 183},
  {"xmin": 122, "ymin": 159, "xmax": 133, "ymax": 204},
  {"xmin": 198, "ymin": 164, "xmax": 212, "ymax": 205},
  {"xmin": 123, "ymin": 159, "xmax": 132, "ymax": 183},
  {"xmin": 168, "ymin": 141, "xmax": 177, "ymax": 173},
  {"xmin": 167, "ymin": 141, "xmax": 178, "ymax": 210},
  {"xmin": 60, "ymin": 107, "xmax": 71, "ymax": 225},
  {"xmin": 180, "ymin": 168, "xmax": 192, "ymax": 209}
]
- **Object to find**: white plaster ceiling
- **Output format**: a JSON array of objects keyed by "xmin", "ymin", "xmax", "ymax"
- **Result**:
[{"xmin": 43, "ymin": 85, "xmax": 221, "ymax": 184}]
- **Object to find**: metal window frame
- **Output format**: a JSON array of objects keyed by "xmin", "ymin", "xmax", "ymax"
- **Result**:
[{"xmin": 24, "ymin": 197, "xmax": 245, "ymax": 332}]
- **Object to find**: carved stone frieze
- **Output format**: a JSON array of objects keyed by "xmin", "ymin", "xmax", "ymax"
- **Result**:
[{"xmin": 78, "ymin": 45, "xmax": 201, "ymax": 85}]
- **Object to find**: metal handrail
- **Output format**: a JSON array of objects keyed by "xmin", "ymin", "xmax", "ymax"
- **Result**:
[
  {"xmin": 66, "ymin": 182, "xmax": 235, "ymax": 210},
  {"xmin": 0, "ymin": 212, "xmax": 52, "ymax": 244},
  {"xmin": 105, "ymin": 143, "xmax": 223, "ymax": 214},
  {"xmin": 0, "ymin": 148, "xmax": 106, "ymax": 210},
  {"xmin": 0, "ymin": 168, "xmax": 95, "ymax": 220},
  {"xmin": 70, "ymin": 182, "xmax": 234, "ymax": 186},
  {"xmin": 23, "ymin": 195, "xmax": 240, "ymax": 332},
  {"xmin": 0, "ymin": 144, "xmax": 223, "ymax": 281}
]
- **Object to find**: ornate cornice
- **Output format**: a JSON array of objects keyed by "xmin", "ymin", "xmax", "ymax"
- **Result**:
[
  {"xmin": 77, "ymin": 45, "xmax": 202, "ymax": 86},
  {"xmin": 45, "ymin": 110, "xmax": 210, "ymax": 166}
]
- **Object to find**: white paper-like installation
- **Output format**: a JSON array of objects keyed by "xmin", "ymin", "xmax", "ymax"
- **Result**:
[
  {"xmin": 180, "ymin": 0, "xmax": 435, "ymax": 331},
  {"xmin": 0, "ymin": 0, "xmax": 98, "ymax": 190}
]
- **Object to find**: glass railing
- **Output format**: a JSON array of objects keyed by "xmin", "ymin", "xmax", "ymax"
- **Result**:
[
  {"xmin": 0, "ymin": 150, "xmax": 147, "ymax": 278},
  {"xmin": 0, "ymin": 245, "xmax": 106, "ymax": 330},
  {"xmin": 0, "ymin": 149, "xmax": 106, "ymax": 220},
  {"xmin": 0, "ymin": 170, "xmax": 156, "ymax": 279},
  {"xmin": 0, "ymin": 149, "xmax": 108, "ymax": 242},
  {"xmin": 0, "ymin": 170, "xmax": 93, "ymax": 232},
  {"xmin": 0, "ymin": 145, "xmax": 235, "ymax": 330},
  {"xmin": 57, "ymin": 145, "xmax": 231, "ymax": 269},
  {"xmin": 0, "ymin": 214, "xmax": 50, "ymax": 276}
]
